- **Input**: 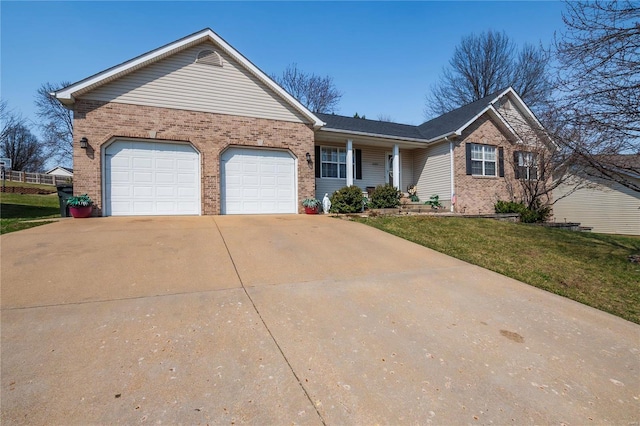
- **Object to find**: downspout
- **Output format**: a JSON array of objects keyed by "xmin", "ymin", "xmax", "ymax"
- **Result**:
[{"xmin": 446, "ymin": 137, "xmax": 455, "ymax": 213}]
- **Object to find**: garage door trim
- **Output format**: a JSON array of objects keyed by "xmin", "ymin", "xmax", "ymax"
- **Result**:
[{"xmin": 101, "ymin": 137, "xmax": 201, "ymax": 216}]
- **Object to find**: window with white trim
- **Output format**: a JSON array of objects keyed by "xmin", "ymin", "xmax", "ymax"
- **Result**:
[
  {"xmin": 320, "ymin": 147, "xmax": 354, "ymax": 179},
  {"xmin": 470, "ymin": 144, "xmax": 496, "ymax": 176}
]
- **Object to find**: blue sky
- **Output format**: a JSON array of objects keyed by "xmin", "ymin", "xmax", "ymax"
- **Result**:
[{"xmin": 2, "ymin": 1, "xmax": 566, "ymax": 130}]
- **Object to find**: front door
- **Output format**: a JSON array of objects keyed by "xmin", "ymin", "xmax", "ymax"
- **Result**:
[{"xmin": 385, "ymin": 152, "xmax": 400, "ymax": 187}]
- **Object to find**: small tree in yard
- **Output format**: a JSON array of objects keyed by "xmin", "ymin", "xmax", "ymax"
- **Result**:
[{"xmin": 499, "ymin": 109, "xmax": 586, "ymax": 219}]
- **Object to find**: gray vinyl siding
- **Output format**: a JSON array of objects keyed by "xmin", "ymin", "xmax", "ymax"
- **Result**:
[
  {"xmin": 81, "ymin": 42, "xmax": 306, "ymax": 123},
  {"xmin": 414, "ymin": 142, "xmax": 451, "ymax": 202},
  {"xmin": 315, "ymin": 178, "xmax": 347, "ymax": 201},
  {"xmin": 553, "ymin": 175, "xmax": 640, "ymax": 235},
  {"xmin": 401, "ymin": 152, "xmax": 413, "ymax": 192}
]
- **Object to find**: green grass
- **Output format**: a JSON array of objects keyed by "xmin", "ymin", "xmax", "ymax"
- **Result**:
[
  {"xmin": 1, "ymin": 193, "xmax": 60, "ymax": 234},
  {"xmin": 356, "ymin": 216, "xmax": 640, "ymax": 324}
]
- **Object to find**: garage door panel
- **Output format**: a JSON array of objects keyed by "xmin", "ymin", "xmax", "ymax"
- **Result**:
[
  {"xmin": 221, "ymin": 147, "xmax": 296, "ymax": 214},
  {"xmin": 243, "ymin": 175, "xmax": 260, "ymax": 186},
  {"xmin": 156, "ymin": 186, "xmax": 176, "ymax": 197},
  {"xmin": 155, "ymin": 158, "xmax": 174, "ymax": 169},
  {"xmin": 155, "ymin": 172, "xmax": 176, "ymax": 184},
  {"xmin": 177, "ymin": 187, "xmax": 196, "ymax": 197},
  {"xmin": 110, "ymin": 171, "xmax": 130, "ymax": 183},
  {"xmin": 177, "ymin": 173, "xmax": 196, "ymax": 184},
  {"xmin": 133, "ymin": 186, "xmax": 153, "ymax": 197},
  {"xmin": 105, "ymin": 141, "xmax": 200, "ymax": 216},
  {"xmin": 133, "ymin": 157, "xmax": 153, "ymax": 168},
  {"xmin": 110, "ymin": 157, "xmax": 131, "ymax": 168},
  {"xmin": 110, "ymin": 186, "xmax": 132, "ymax": 197},
  {"xmin": 177, "ymin": 159, "xmax": 195, "ymax": 169}
]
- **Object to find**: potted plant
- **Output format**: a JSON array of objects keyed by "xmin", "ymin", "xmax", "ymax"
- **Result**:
[
  {"xmin": 302, "ymin": 198, "xmax": 321, "ymax": 214},
  {"xmin": 66, "ymin": 194, "xmax": 94, "ymax": 218}
]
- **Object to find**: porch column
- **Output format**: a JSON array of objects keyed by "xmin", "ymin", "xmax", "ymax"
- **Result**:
[
  {"xmin": 392, "ymin": 144, "xmax": 400, "ymax": 189},
  {"xmin": 346, "ymin": 139, "xmax": 354, "ymax": 186}
]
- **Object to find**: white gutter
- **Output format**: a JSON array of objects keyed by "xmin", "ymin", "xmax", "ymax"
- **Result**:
[{"xmin": 318, "ymin": 127, "xmax": 458, "ymax": 145}]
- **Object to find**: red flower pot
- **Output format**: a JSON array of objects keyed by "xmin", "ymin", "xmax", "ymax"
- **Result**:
[
  {"xmin": 304, "ymin": 206, "xmax": 319, "ymax": 214},
  {"xmin": 69, "ymin": 206, "xmax": 93, "ymax": 218}
]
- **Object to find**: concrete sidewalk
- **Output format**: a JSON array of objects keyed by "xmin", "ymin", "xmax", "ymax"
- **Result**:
[{"xmin": 1, "ymin": 216, "xmax": 638, "ymax": 424}]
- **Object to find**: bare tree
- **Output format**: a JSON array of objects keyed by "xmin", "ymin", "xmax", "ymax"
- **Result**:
[
  {"xmin": 377, "ymin": 114, "xmax": 394, "ymax": 122},
  {"xmin": 0, "ymin": 117, "xmax": 45, "ymax": 172},
  {"xmin": 552, "ymin": 0, "xmax": 640, "ymax": 192},
  {"xmin": 271, "ymin": 64, "xmax": 342, "ymax": 113},
  {"xmin": 1, "ymin": 100, "xmax": 20, "ymax": 143},
  {"xmin": 425, "ymin": 31, "xmax": 552, "ymax": 117},
  {"xmin": 35, "ymin": 81, "xmax": 73, "ymax": 164}
]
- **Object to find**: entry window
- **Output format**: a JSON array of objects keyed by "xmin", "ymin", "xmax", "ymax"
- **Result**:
[
  {"xmin": 470, "ymin": 144, "xmax": 496, "ymax": 176},
  {"xmin": 321, "ymin": 147, "xmax": 353, "ymax": 179}
]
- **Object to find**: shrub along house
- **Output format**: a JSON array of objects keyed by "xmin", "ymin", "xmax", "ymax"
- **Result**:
[{"xmin": 53, "ymin": 28, "xmax": 550, "ymax": 216}]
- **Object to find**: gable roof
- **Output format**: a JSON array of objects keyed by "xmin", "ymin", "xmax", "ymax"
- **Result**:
[
  {"xmin": 317, "ymin": 87, "xmax": 540, "ymax": 144},
  {"xmin": 418, "ymin": 89, "xmax": 509, "ymax": 140},
  {"xmin": 52, "ymin": 28, "xmax": 324, "ymax": 128}
]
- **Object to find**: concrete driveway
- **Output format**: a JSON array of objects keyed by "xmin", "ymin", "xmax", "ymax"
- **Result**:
[{"xmin": 1, "ymin": 215, "xmax": 638, "ymax": 424}]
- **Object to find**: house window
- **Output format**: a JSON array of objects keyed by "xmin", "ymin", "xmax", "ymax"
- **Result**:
[
  {"xmin": 470, "ymin": 144, "xmax": 496, "ymax": 176},
  {"xmin": 315, "ymin": 146, "xmax": 362, "ymax": 180},
  {"xmin": 320, "ymin": 147, "xmax": 353, "ymax": 179},
  {"xmin": 516, "ymin": 151, "xmax": 538, "ymax": 180}
]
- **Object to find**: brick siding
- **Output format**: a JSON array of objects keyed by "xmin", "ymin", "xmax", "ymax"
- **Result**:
[
  {"xmin": 73, "ymin": 100, "xmax": 316, "ymax": 215},
  {"xmin": 453, "ymin": 116, "xmax": 517, "ymax": 214}
]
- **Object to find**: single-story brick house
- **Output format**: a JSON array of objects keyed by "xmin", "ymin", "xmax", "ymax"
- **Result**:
[{"xmin": 53, "ymin": 28, "xmax": 549, "ymax": 216}]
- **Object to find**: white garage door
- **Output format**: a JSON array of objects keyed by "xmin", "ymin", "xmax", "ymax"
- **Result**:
[
  {"xmin": 221, "ymin": 147, "xmax": 296, "ymax": 214},
  {"xmin": 105, "ymin": 140, "xmax": 200, "ymax": 216}
]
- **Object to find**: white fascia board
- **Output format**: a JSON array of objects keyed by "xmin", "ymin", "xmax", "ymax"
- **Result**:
[{"xmin": 52, "ymin": 28, "xmax": 324, "ymax": 128}]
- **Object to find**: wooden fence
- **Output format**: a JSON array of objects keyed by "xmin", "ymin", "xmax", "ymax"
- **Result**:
[{"xmin": 2, "ymin": 170, "xmax": 72, "ymax": 186}]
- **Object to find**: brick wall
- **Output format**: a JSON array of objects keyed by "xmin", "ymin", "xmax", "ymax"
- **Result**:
[
  {"xmin": 73, "ymin": 100, "xmax": 316, "ymax": 215},
  {"xmin": 453, "ymin": 116, "xmax": 517, "ymax": 214}
]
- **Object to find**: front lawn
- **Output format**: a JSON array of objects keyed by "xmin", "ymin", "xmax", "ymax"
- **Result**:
[
  {"xmin": 357, "ymin": 216, "xmax": 640, "ymax": 324},
  {"xmin": 1, "ymin": 193, "xmax": 60, "ymax": 234}
]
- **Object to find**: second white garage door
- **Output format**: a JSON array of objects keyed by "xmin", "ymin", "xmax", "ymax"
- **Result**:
[{"xmin": 221, "ymin": 148, "xmax": 296, "ymax": 214}]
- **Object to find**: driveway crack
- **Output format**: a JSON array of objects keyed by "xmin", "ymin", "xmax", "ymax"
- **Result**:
[{"xmin": 213, "ymin": 217, "xmax": 326, "ymax": 425}]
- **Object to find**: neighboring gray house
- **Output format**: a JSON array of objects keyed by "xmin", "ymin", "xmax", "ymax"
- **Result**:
[{"xmin": 554, "ymin": 159, "xmax": 640, "ymax": 235}]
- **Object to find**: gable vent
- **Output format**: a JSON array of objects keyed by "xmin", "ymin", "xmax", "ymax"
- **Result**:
[{"xmin": 196, "ymin": 50, "xmax": 223, "ymax": 67}]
